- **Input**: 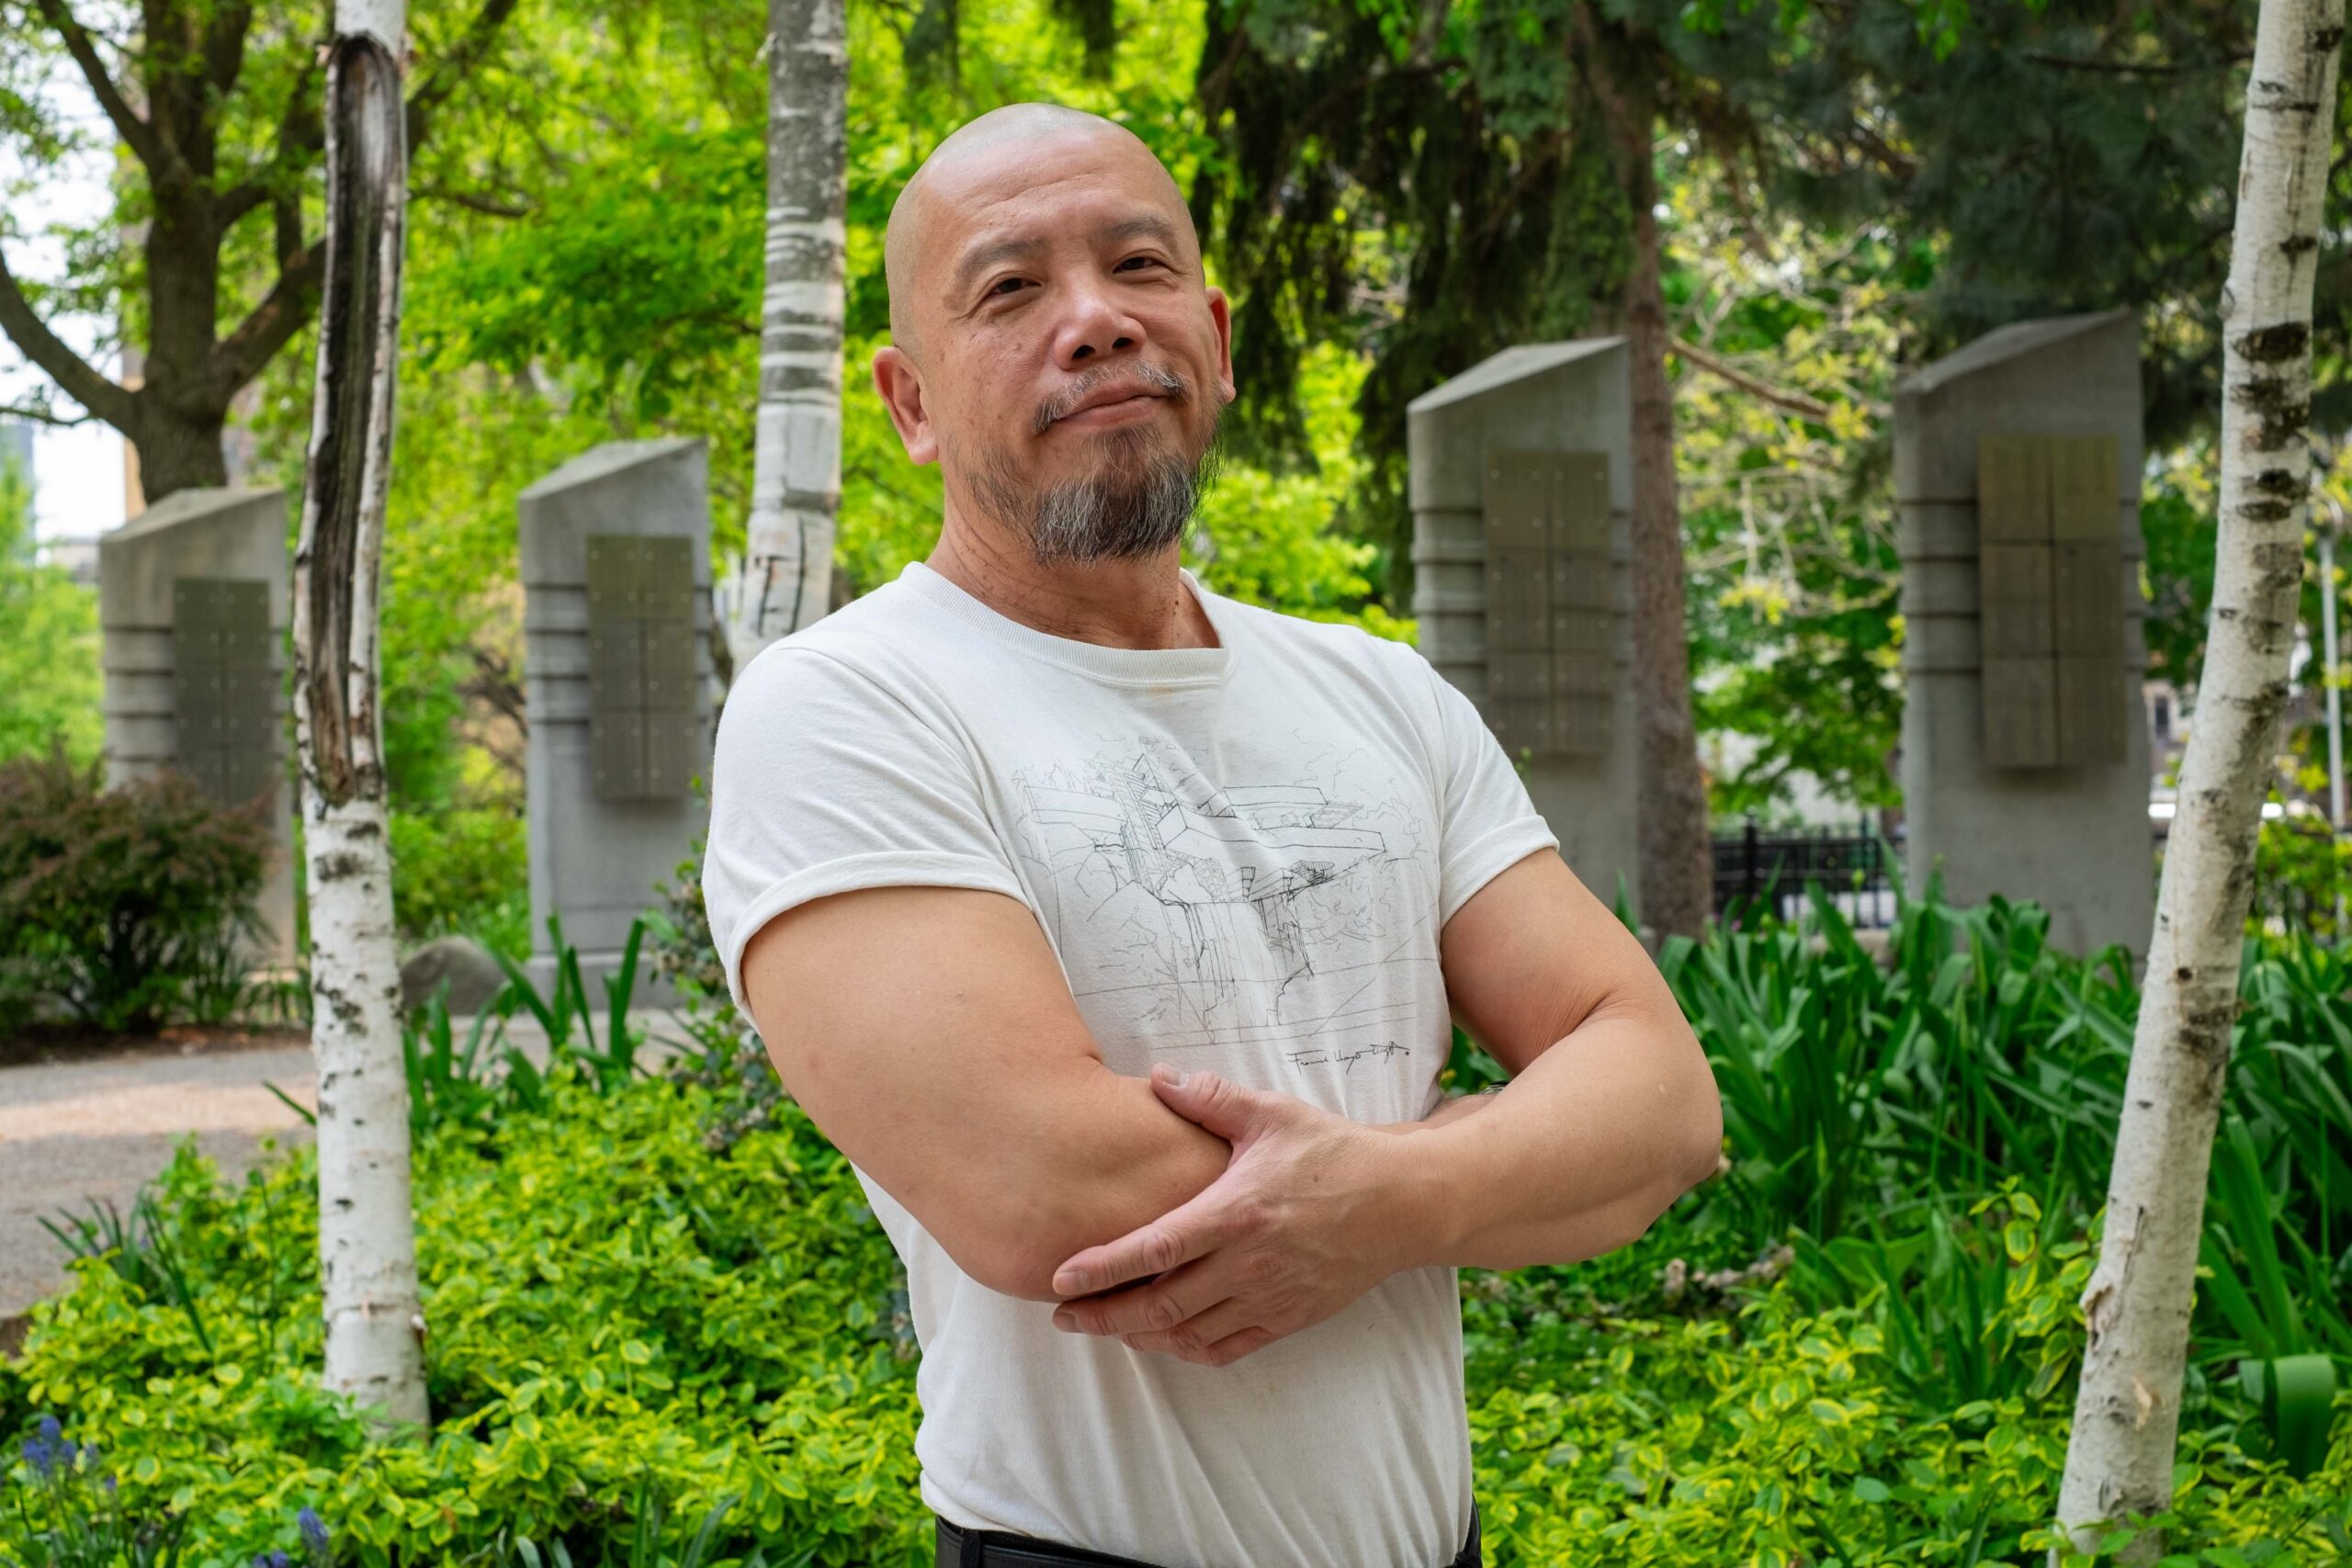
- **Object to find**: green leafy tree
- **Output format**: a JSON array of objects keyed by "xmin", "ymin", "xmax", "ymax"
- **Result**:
[
  {"xmin": 0, "ymin": 0, "xmax": 523, "ymax": 502},
  {"xmin": 1664, "ymin": 148, "xmax": 1919, "ymax": 816},
  {"xmin": 1759, "ymin": 0, "xmax": 2352, "ymax": 448},
  {"xmin": 0, "ymin": 454, "xmax": 99, "ymax": 764},
  {"xmin": 1180, "ymin": 0, "xmax": 1846, "ymax": 934},
  {"xmin": 212, "ymin": 1, "xmax": 1409, "ymax": 941}
]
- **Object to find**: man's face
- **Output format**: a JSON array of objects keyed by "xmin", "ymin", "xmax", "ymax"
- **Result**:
[{"xmin": 877, "ymin": 130, "xmax": 1237, "ymax": 566}]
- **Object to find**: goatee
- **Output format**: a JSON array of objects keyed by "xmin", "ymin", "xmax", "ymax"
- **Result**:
[{"xmin": 959, "ymin": 399, "xmax": 1225, "ymax": 567}]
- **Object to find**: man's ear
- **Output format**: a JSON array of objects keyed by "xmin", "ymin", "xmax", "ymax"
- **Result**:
[
  {"xmin": 1204, "ymin": 286, "xmax": 1237, "ymax": 407},
  {"xmin": 872, "ymin": 344, "xmax": 940, "ymax": 465}
]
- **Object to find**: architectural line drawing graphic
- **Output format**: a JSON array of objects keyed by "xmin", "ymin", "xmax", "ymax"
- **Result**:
[{"xmin": 1009, "ymin": 737, "xmax": 1438, "ymax": 1073}]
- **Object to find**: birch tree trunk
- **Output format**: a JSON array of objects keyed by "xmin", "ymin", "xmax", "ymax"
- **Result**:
[
  {"xmin": 2052, "ymin": 0, "xmax": 2342, "ymax": 1549},
  {"xmin": 290, "ymin": 0, "xmax": 428, "ymax": 1433},
  {"xmin": 719, "ymin": 0, "xmax": 848, "ymax": 680}
]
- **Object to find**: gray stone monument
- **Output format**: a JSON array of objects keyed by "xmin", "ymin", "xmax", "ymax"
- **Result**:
[
  {"xmin": 97, "ymin": 487, "xmax": 296, "ymax": 966},
  {"xmin": 519, "ymin": 438, "xmax": 715, "ymax": 998},
  {"xmin": 1407, "ymin": 340, "xmax": 1639, "ymax": 909},
  {"xmin": 1894, "ymin": 308, "xmax": 2154, "ymax": 969}
]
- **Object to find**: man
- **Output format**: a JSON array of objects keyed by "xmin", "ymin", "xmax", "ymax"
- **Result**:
[{"xmin": 701, "ymin": 101, "xmax": 1723, "ymax": 1568}]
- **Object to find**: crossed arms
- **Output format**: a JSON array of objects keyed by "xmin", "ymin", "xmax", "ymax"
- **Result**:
[{"xmin": 738, "ymin": 845, "xmax": 1724, "ymax": 1367}]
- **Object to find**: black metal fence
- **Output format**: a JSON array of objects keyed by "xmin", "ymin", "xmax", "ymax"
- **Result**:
[
  {"xmin": 1702, "ymin": 807, "xmax": 2352, "ymax": 944},
  {"xmin": 1710, "ymin": 815, "xmax": 1902, "ymax": 930}
]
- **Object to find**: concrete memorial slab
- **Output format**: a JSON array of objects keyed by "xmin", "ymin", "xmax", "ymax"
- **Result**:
[
  {"xmin": 1407, "ymin": 340, "xmax": 1637, "ymax": 907},
  {"xmin": 97, "ymin": 488, "xmax": 296, "ymax": 966},
  {"xmin": 1894, "ymin": 309, "xmax": 2154, "ymax": 971},
  {"xmin": 519, "ymin": 438, "xmax": 716, "ymax": 999}
]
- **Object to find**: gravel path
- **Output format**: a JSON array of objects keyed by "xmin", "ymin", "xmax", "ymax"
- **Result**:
[{"xmin": 0, "ymin": 1014, "xmax": 687, "ymax": 1325}]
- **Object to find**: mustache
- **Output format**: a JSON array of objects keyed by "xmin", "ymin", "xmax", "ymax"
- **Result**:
[{"xmin": 1034, "ymin": 363, "xmax": 1189, "ymax": 436}]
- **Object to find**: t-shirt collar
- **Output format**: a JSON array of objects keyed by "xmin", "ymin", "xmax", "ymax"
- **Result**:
[{"xmin": 897, "ymin": 558, "xmax": 1236, "ymax": 689}]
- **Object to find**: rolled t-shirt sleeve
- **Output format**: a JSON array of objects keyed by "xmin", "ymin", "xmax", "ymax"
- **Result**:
[
  {"xmin": 701, "ymin": 646, "xmax": 1029, "ymax": 1019},
  {"xmin": 1419, "ymin": 653, "xmax": 1562, "ymax": 930}
]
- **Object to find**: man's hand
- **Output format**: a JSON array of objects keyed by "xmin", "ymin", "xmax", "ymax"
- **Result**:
[{"xmin": 1046, "ymin": 1064, "xmax": 1431, "ymax": 1368}]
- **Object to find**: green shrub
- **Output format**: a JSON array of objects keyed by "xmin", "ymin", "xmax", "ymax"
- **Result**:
[
  {"xmin": 1668, "ymin": 864, "xmax": 2352, "ymax": 1384},
  {"xmin": 5, "ymin": 1093, "xmax": 2344, "ymax": 1566},
  {"xmin": 1466, "ymin": 1217, "xmax": 2352, "ymax": 1567},
  {"xmin": 6, "ymin": 880, "xmax": 2348, "ymax": 1565},
  {"xmin": 2, "ymin": 1073, "xmax": 924, "ymax": 1566},
  {"xmin": 388, "ymin": 805, "xmax": 527, "ymax": 957},
  {"xmin": 2241, "ymin": 807, "xmax": 2351, "ymax": 942},
  {"xmin": 0, "ymin": 752, "xmax": 269, "ymax": 1034},
  {"xmin": 645, "ymin": 841, "xmax": 783, "ymax": 1152}
]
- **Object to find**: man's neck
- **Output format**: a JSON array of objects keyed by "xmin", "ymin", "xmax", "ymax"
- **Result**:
[{"xmin": 925, "ymin": 519, "xmax": 1220, "ymax": 652}]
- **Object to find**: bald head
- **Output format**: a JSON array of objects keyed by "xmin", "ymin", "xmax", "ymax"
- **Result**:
[
  {"xmin": 883, "ymin": 102, "xmax": 1196, "ymax": 360},
  {"xmin": 866, "ymin": 100, "xmax": 1234, "ymax": 570}
]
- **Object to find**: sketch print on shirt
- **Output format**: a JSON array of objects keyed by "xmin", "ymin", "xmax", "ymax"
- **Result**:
[{"xmin": 1008, "ymin": 734, "xmax": 1440, "ymax": 1077}]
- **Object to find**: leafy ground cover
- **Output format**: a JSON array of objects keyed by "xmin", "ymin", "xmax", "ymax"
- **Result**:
[{"xmin": 3, "ymin": 874, "xmax": 2348, "ymax": 1565}]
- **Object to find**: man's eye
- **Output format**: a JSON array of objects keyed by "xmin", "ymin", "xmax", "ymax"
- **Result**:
[
  {"xmin": 988, "ymin": 277, "xmax": 1029, "ymax": 298},
  {"xmin": 1118, "ymin": 256, "xmax": 1164, "ymax": 272}
]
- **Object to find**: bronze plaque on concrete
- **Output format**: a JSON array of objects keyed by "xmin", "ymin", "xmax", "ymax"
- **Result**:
[
  {"xmin": 1483, "ymin": 449, "xmax": 1613, "ymax": 759},
  {"xmin": 1984, "ymin": 657, "xmax": 2059, "ymax": 769},
  {"xmin": 584, "ymin": 534, "xmax": 697, "ymax": 800},
  {"xmin": 1976, "ymin": 434, "xmax": 2123, "ymax": 768},
  {"xmin": 172, "ymin": 577, "xmax": 274, "ymax": 806}
]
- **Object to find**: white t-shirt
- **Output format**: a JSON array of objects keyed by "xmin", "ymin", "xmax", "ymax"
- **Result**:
[{"xmin": 702, "ymin": 558, "xmax": 1559, "ymax": 1568}]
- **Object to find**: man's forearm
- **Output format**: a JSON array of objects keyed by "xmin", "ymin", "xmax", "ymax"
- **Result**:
[
  {"xmin": 1022, "ymin": 1074, "xmax": 1497, "ymax": 1303},
  {"xmin": 1385, "ymin": 1001, "xmax": 1722, "ymax": 1272},
  {"xmin": 1375, "ymin": 1089, "xmax": 1498, "ymax": 1134},
  {"xmin": 1010, "ymin": 1071, "xmax": 1497, "ymax": 1301}
]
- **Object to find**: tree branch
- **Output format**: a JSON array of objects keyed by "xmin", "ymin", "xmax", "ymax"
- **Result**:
[
  {"xmin": 404, "ymin": 0, "xmax": 525, "ymax": 155},
  {"xmin": 465, "ymin": 645, "xmax": 528, "ymax": 734},
  {"xmin": 2020, "ymin": 48, "xmax": 2250, "ymax": 75},
  {"xmin": 273, "ymin": 191, "xmax": 303, "ymax": 266},
  {"xmin": 202, "ymin": 0, "xmax": 255, "ymax": 98},
  {"xmin": 210, "ymin": 238, "xmax": 325, "ymax": 398},
  {"xmin": 0, "ymin": 241, "xmax": 137, "ymax": 431},
  {"xmin": 30, "ymin": 0, "xmax": 193, "ymax": 192},
  {"xmin": 1670, "ymin": 337, "xmax": 1861, "ymax": 423},
  {"xmin": 0, "ymin": 399, "xmax": 101, "ymax": 429},
  {"xmin": 412, "ymin": 180, "xmax": 533, "ymax": 219},
  {"xmin": 216, "ymin": 178, "xmax": 272, "ymax": 231},
  {"xmin": 1842, "ymin": 116, "xmax": 1917, "ymax": 182},
  {"xmin": 217, "ymin": 46, "xmax": 328, "ymax": 242}
]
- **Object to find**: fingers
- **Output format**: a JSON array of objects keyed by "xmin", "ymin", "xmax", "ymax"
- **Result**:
[
  {"xmin": 1118, "ymin": 1299, "xmax": 1281, "ymax": 1369},
  {"xmin": 1051, "ymin": 1258, "xmax": 1229, "ymax": 1338},
  {"xmin": 1148, "ymin": 1064, "xmax": 1271, "ymax": 1142}
]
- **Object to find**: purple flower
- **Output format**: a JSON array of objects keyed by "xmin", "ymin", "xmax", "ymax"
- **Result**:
[
  {"xmin": 252, "ymin": 1553, "xmax": 291, "ymax": 1568},
  {"xmin": 298, "ymin": 1506, "xmax": 330, "ymax": 1556},
  {"xmin": 19, "ymin": 1416, "xmax": 69, "ymax": 1481}
]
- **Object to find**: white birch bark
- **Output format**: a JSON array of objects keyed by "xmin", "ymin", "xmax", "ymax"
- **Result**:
[
  {"xmin": 290, "ymin": 0, "xmax": 427, "ymax": 1432},
  {"xmin": 2052, "ymin": 0, "xmax": 2342, "ymax": 1550},
  {"xmin": 720, "ymin": 0, "xmax": 848, "ymax": 679}
]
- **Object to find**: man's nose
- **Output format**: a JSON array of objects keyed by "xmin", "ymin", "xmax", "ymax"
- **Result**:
[{"xmin": 1052, "ymin": 276, "xmax": 1145, "ymax": 367}]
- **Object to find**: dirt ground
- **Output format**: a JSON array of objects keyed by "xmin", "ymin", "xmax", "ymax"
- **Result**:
[
  {"xmin": 0, "ymin": 1038, "xmax": 320, "ymax": 1324},
  {"xmin": 0, "ymin": 1013, "xmax": 681, "ymax": 1337}
]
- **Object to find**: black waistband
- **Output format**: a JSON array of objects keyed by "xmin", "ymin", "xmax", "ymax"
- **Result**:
[{"xmin": 933, "ymin": 1501, "xmax": 1482, "ymax": 1568}]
